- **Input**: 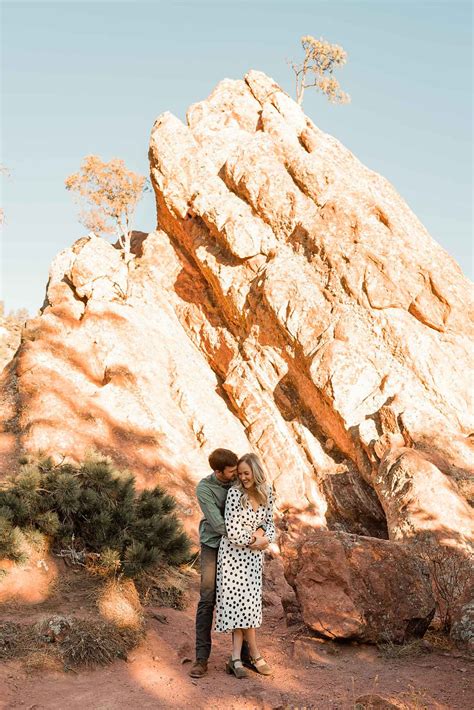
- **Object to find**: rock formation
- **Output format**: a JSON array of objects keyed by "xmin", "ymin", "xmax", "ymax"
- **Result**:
[
  {"xmin": 1, "ymin": 71, "xmax": 472, "ymax": 641},
  {"xmin": 281, "ymin": 529, "xmax": 434, "ymax": 643}
]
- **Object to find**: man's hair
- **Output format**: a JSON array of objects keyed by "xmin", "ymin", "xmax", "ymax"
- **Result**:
[{"xmin": 208, "ymin": 448, "xmax": 238, "ymax": 472}]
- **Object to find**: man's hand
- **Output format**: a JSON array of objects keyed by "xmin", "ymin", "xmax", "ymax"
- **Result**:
[{"xmin": 249, "ymin": 535, "xmax": 269, "ymax": 551}]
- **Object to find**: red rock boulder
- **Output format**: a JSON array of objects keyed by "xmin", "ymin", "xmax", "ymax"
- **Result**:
[{"xmin": 281, "ymin": 529, "xmax": 435, "ymax": 643}]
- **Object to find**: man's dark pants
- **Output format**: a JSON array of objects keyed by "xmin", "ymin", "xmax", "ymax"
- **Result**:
[
  {"xmin": 195, "ymin": 543, "xmax": 217, "ymax": 661},
  {"xmin": 195, "ymin": 543, "xmax": 250, "ymax": 662}
]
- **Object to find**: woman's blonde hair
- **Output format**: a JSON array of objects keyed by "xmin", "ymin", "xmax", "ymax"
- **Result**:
[{"xmin": 236, "ymin": 453, "xmax": 269, "ymax": 508}]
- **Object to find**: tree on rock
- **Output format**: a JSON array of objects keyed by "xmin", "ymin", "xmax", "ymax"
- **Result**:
[
  {"xmin": 65, "ymin": 156, "xmax": 146, "ymax": 254},
  {"xmin": 290, "ymin": 35, "xmax": 350, "ymax": 107}
]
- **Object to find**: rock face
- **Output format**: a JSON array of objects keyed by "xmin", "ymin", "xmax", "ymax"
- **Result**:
[
  {"xmin": 281, "ymin": 529, "xmax": 435, "ymax": 643},
  {"xmin": 0, "ymin": 71, "xmax": 472, "ymax": 640},
  {"xmin": 0, "ymin": 231, "xmax": 250, "ymax": 522},
  {"xmin": 147, "ymin": 69, "xmax": 473, "ymax": 542}
]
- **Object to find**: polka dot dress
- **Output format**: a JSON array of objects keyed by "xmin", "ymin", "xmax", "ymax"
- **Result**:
[{"xmin": 215, "ymin": 485, "xmax": 276, "ymax": 633}]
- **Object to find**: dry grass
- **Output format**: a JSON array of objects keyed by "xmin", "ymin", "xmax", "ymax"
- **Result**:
[
  {"xmin": 423, "ymin": 628, "xmax": 456, "ymax": 653},
  {"xmin": 0, "ymin": 614, "xmax": 143, "ymax": 670},
  {"xmin": 0, "ymin": 622, "xmax": 37, "ymax": 660},
  {"xmin": 399, "ymin": 684, "xmax": 431, "ymax": 709},
  {"xmin": 1, "ymin": 564, "xmax": 146, "ymax": 671},
  {"xmin": 23, "ymin": 650, "xmax": 63, "ymax": 673},
  {"xmin": 137, "ymin": 565, "xmax": 189, "ymax": 610},
  {"xmin": 377, "ymin": 637, "xmax": 428, "ymax": 659},
  {"xmin": 59, "ymin": 618, "xmax": 142, "ymax": 668},
  {"xmin": 97, "ymin": 578, "xmax": 143, "ymax": 629}
]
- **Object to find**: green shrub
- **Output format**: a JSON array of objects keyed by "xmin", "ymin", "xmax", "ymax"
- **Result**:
[
  {"xmin": 0, "ymin": 455, "xmax": 191, "ymax": 577},
  {"xmin": 0, "ymin": 516, "xmax": 27, "ymax": 563}
]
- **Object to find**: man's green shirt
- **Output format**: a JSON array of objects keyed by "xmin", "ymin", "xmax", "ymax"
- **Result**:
[{"xmin": 196, "ymin": 472, "xmax": 232, "ymax": 548}]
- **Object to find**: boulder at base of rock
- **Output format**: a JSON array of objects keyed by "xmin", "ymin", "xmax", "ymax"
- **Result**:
[
  {"xmin": 281, "ymin": 529, "xmax": 435, "ymax": 643},
  {"xmin": 262, "ymin": 552, "xmax": 299, "ymax": 617}
]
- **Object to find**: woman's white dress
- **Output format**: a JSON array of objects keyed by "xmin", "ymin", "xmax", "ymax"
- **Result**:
[{"xmin": 215, "ymin": 485, "xmax": 276, "ymax": 633}]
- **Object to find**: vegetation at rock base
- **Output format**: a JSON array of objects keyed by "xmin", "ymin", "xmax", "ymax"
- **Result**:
[
  {"xmin": 412, "ymin": 539, "xmax": 473, "ymax": 633},
  {"xmin": 65, "ymin": 155, "xmax": 147, "ymax": 253},
  {"xmin": 0, "ymin": 616, "xmax": 143, "ymax": 669},
  {"xmin": 0, "ymin": 455, "xmax": 191, "ymax": 577},
  {"xmin": 290, "ymin": 34, "xmax": 350, "ymax": 106}
]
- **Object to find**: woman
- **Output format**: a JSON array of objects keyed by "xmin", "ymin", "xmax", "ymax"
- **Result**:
[{"xmin": 214, "ymin": 452, "xmax": 276, "ymax": 679}]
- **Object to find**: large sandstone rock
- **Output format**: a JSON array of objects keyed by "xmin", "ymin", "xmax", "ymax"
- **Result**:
[
  {"xmin": 148, "ymin": 69, "xmax": 473, "ymax": 544},
  {"xmin": 0, "ymin": 71, "xmax": 472, "ymax": 640},
  {"xmin": 281, "ymin": 529, "xmax": 435, "ymax": 643}
]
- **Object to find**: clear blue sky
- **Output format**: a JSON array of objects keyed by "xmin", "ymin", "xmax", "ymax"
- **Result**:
[{"xmin": 1, "ymin": 0, "xmax": 472, "ymax": 314}]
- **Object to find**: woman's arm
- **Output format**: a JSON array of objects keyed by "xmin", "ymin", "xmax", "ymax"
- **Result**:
[
  {"xmin": 263, "ymin": 486, "xmax": 276, "ymax": 543},
  {"xmin": 224, "ymin": 488, "xmax": 254, "ymax": 547},
  {"xmin": 249, "ymin": 486, "xmax": 276, "ymax": 550}
]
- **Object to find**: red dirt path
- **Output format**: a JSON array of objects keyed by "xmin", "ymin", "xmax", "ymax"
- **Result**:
[{"xmin": 1, "ymin": 576, "xmax": 472, "ymax": 710}]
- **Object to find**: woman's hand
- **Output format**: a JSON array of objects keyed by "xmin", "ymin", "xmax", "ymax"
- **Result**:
[
  {"xmin": 249, "ymin": 535, "xmax": 269, "ymax": 551},
  {"xmin": 249, "ymin": 527, "xmax": 265, "ymax": 545}
]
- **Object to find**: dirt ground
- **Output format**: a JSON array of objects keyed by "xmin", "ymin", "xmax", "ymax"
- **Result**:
[{"xmin": 0, "ymin": 571, "xmax": 472, "ymax": 710}]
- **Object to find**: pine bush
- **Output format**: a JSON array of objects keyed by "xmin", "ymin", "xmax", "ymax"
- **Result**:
[{"xmin": 0, "ymin": 455, "xmax": 191, "ymax": 576}]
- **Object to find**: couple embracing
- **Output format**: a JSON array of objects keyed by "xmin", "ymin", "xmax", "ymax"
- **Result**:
[{"xmin": 189, "ymin": 448, "xmax": 276, "ymax": 679}]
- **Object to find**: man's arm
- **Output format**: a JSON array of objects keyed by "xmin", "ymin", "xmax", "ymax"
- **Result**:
[{"xmin": 196, "ymin": 484, "xmax": 226, "ymax": 537}]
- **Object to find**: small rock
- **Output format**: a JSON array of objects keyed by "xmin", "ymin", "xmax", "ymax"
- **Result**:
[{"xmin": 149, "ymin": 611, "xmax": 168, "ymax": 624}]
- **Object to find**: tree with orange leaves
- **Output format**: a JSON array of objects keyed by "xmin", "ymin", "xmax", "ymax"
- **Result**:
[
  {"xmin": 65, "ymin": 156, "xmax": 146, "ymax": 254},
  {"xmin": 290, "ymin": 35, "xmax": 350, "ymax": 107}
]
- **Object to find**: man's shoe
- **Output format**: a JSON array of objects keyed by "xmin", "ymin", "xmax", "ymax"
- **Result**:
[{"xmin": 189, "ymin": 659, "xmax": 208, "ymax": 678}]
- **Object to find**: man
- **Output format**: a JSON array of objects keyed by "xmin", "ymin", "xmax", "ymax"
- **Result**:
[{"xmin": 189, "ymin": 448, "xmax": 269, "ymax": 678}]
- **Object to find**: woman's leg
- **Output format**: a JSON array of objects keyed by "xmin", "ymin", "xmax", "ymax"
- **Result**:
[
  {"xmin": 232, "ymin": 629, "xmax": 244, "ymax": 660},
  {"xmin": 243, "ymin": 628, "xmax": 259, "ymax": 658},
  {"xmin": 243, "ymin": 628, "xmax": 271, "ymax": 673},
  {"xmin": 227, "ymin": 629, "xmax": 249, "ymax": 678}
]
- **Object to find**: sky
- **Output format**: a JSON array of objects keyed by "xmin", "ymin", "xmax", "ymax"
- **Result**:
[{"xmin": 1, "ymin": 0, "xmax": 472, "ymax": 314}]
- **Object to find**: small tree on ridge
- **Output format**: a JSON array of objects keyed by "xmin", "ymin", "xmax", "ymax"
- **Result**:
[
  {"xmin": 65, "ymin": 155, "xmax": 146, "ymax": 254},
  {"xmin": 290, "ymin": 35, "xmax": 350, "ymax": 107}
]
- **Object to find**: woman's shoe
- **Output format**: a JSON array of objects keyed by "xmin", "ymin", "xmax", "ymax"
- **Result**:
[
  {"xmin": 249, "ymin": 655, "xmax": 272, "ymax": 675},
  {"xmin": 225, "ymin": 657, "xmax": 249, "ymax": 679}
]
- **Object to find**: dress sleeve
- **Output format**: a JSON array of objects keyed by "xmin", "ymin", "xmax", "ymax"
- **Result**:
[
  {"xmin": 263, "ymin": 486, "xmax": 276, "ymax": 543},
  {"xmin": 224, "ymin": 488, "xmax": 254, "ymax": 547}
]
